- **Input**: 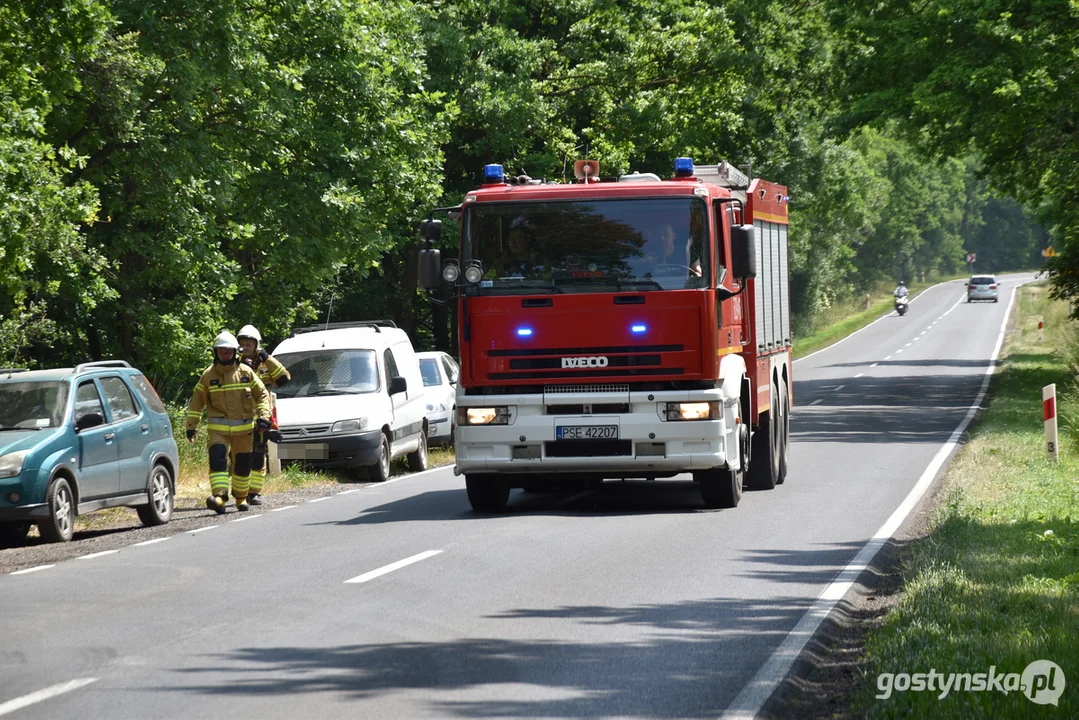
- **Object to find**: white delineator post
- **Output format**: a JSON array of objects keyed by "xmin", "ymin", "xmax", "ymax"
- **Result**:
[{"xmin": 1043, "ymin": 384, "xmax": 1058, "ymax": 462}]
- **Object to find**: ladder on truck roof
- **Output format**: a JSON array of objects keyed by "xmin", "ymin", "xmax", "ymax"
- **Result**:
[{"xmin": 694, "ymin": 162, "xmax": 750, "ymax": 202}]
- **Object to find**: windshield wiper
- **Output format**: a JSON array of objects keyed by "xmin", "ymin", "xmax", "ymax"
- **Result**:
[
  {"xmin": 487, "ymin": 283, "xmax": 564, "ymax": 294},
  {"xmin": 314, "ymin": 388, "xmax": 365, "ymax": 396}
]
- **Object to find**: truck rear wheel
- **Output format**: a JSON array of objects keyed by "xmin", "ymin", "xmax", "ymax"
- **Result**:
[
  {"xmin": 777, "ymin": 381, "xmax": 790, "ymax": 484},
  {"xmin": 747, "ymin": 382, "xmax": 781, "ymax": 491},
  {"xmin": 465, "ymin": 474, "xmax": 510, "ymax": 512}
]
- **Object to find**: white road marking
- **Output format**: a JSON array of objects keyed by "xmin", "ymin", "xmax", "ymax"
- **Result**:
[
  {"xmin": 808, "ymin": 399, "xmax": 823, "ymax": 406},
  {"xmin": 308, "ymin": 496, "xmax": 332, "ymax": 503},
  {"xmin": 832, "ymin": 385, "xmax": 846, "ymax": 392},
  {"xmin": 920, "ymin": 330, "xmax": 928, "ymax": 335},
  {"xmin": 272, "ymin": 505, "xmax": 297, "ymax": 512},
  {"xmin": 870, "ymin": 363, "xmax": 879, "ymax": 368},
  {"xmin": 230, "ymin": 515, "xmax": 259, "ymax": 523},
  {"xmin": 76, "ymin": 550, "xmax": 119, "ymax": 561},
  {"xmin": 189, "ymin": 525, "xmax": 217, "ymax": 534},
  {"xmin": 0, "ymin": 678, "xmax": 99, "ymax": 717},
  {"xmin": 904, "ymin": 342, "xmax": 912, "ymax": 347},
  {"xmin": 8, "ymin": 565, "xmax": 54, "ymax": 576},
  {"xmin": 884, "ymin": 355, "xmax": 892, "ymax": 360},
  {"xmin": 913, "ymin": 336, "xmax": 921, "ymax": 342},
  {"xmin": 133, "ymin": 538, "xmax": 169, "ymax": 547},
  {"xmin": 854, "ymin": 373, "xmax": 864, "ymax": 378},
  {"xmin": 721, "ymin": 279, "xmax": 1028, "ymax": 720},
  {"xmin": 337, "ymin": 489, "xmax": 361, "ymax": 495},
  {"xmin": 895, "ymin": 349, "xmax": 904, "ymax": 354},
  {"xmin": 344, "ymin": 550, "xmax": 443, "ymax": 584}
]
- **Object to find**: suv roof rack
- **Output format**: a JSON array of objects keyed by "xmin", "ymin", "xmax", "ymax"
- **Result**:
[
  {"xmin": 0, "ymin": 368, "xmax": 28, "ymax": 375},
  {"xmin": 293, "ymin": 320, "xmax": 398, "ymax": 335},
  {"xmin": 74, "ymin": 360, "xmax": 133, "ymax": 373}
]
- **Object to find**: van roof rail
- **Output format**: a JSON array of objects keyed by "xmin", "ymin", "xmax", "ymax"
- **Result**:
[
  {"xmin": 293, "ymin": 320, "xmax": 398, "ymax": 335},
  {"xmin": 74, "ymin": 360, "xmax": 133, "ymax": 373},
  {"xmin": 0, "ymin": 368, "xmax": 28, "ymax": 375}
]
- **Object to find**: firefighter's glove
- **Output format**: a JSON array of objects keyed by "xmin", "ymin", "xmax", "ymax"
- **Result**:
[
  {"xmin": 265, "ymin": 429, "xmax": 283, "ymax": 444},
  {"xmin": 241, "ymin": 357, "xmax": 256, "ymax": 369},
  {"xmin": 256, "ymin": 418, "xmax": 271, "ymax": 434},
  {"xmin": 258, "ymin": 349, "xmax": 269, "ymax": 362},
  {"xmin": 186, "ymin": 429, "xmax": 196, "ymax": 443}
]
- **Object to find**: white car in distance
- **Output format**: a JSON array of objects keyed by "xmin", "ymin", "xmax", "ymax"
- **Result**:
[{"xmin": 417, "ymin": 351, "xmax": 458, "ymax": 446}]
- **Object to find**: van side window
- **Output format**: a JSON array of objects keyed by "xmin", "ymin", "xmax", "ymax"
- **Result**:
[{"xmin": 383, "ymin": 348, "xmax": 400, "ymax": 386}]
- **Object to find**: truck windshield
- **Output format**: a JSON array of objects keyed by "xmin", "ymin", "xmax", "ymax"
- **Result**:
[{"xmin": 464, "ymin": 197, "xmax": 710, "ymax": 294}]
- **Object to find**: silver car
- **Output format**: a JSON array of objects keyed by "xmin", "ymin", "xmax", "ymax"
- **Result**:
[{"xmin": 967, "ymin": 275, "xmax": 999, "ymax": 303}]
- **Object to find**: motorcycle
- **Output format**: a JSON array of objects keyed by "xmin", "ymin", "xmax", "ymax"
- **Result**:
[{"xmin": 894, "ymin": 296, "xmax": 909, "ymax": 316}]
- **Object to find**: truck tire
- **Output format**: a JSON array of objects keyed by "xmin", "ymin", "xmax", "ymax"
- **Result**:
[
  {"xmin": 698, "ymin": 465, "xmax": 742, "ymax": 508},
  {"xmin": 777, "ymin": 381, "xmax": 790, "ymax": 484},
  {"xmin": 465, "ymin": 474, "xmax": 510, "ymax": 512},
  {"xmin": 747, "ymin": 382, "xmax": 781, "ymax": 491}
]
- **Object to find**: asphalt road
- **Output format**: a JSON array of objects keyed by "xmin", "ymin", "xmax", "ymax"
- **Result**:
[{"xmin": 0, "ymin": 275, "xmax": 1034, "ymax": 719}]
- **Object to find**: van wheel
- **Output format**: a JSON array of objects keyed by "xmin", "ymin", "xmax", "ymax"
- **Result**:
[
  {"xmin": 137, "ymin": 463, "xmax": 174, "ymax": 526},
  {"xmin": 0, "ymin": 522, "xmax": 31, "ymax": 548},
  {"xmin": 368, "ymin": 433, "xmax": 391, "ymax": 482},
  {"xmin": 465, "ymin": 474, "xmax": 510, "ymax": 512},
  {"xmin": 408, "ymin": 431, "xmax": 428, "ymax": 472},
  {"xmin": 38, "ymin": 477, "xmax": 75, "ymax": 543}
]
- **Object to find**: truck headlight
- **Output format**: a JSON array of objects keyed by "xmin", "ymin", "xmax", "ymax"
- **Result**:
[
  {"xmin": 332, "ymin": 418, "xmax": 368, "ymax": 433},
  {"xmin": 460, "ymin": 407, "xmax": 511, "ymax": 425},
  {"xmin": 665, "ymin": 402, "xmax": 718, "ymax": 421},
  {"xmin": 0, "ymin": 451, "xmax": 28, "ymax": 478}
]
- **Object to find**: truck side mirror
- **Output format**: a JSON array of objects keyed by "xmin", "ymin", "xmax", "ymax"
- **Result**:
[
  {"xmin": 418, "ymin": 248, "xmax": 442, "ymax": 291},
  {"xmin": 731, "ymin": 225, "xmax": 757, "ymax": 279},
  {"xmin": 420, "ymin": 218, "xmax": 442, "ymax": 242}
]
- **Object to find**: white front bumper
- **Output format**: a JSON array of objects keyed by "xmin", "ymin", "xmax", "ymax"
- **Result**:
[{"xmin": 453, "ymin": 388, "xmax": 734, "ymax": 476}]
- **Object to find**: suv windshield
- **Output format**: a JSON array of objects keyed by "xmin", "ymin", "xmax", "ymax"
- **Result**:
[
  {"xmin": 0, "ymin": 381, "xmax": 69, "ymax": 430},
  {"xmin": 464, "ymin": 197, "xmax": 710, "ymax": 294},
  {"xmin": 274, "ymin": 350, "xmax": 379, "ymax": 398}
]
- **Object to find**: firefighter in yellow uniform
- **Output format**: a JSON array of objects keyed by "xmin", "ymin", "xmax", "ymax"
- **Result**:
[
  {"xmin": 185, "ymin": 331, "xmax": 272, "ymax": 513},
  {"xmin": 237, "ymin": 324, "xmax": 290, "ymax": 506}
]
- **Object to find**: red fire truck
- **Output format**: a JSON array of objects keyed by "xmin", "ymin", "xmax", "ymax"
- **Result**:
[{"xmin": 418, "ymin": 157, "xmax": 791, "ymax": 512}]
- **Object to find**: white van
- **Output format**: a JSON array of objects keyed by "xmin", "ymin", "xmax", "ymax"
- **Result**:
[{"xmin": 270, "ymin": 321, "xmax": 428, "ymax": 481}]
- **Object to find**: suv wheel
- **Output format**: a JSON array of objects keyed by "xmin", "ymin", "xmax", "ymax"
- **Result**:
[
  {"xmin": 38, "ymin": 477, "xmax": 75, "ymax": 543},
  {"xmin": 137, "ymin": 463, "xmax": 174, "ymax": 526},
  {"xmin": 367, "ymin": 433, "xmax": 391, "ymax": 482}
]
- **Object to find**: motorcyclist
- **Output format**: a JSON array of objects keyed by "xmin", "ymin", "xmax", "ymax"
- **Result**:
[{"xmin": 893, "ymin": 281, "xmax": 909, "ymax": 300}]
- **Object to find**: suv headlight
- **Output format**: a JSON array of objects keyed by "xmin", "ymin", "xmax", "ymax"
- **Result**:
[
  {"xmin": 332, "ymin": 418, "xmax": 368, "ymax": 433},
  {"xmin": 459, "ymin": 407, "xmax": 511, "ymax": 425},
  {"xmin": 664, "ymin": 402, "xmax": 719, "ymax": 421},
  {"xmin": 0, "ymin": 451, "xmax": 28, "ymax": 479}
]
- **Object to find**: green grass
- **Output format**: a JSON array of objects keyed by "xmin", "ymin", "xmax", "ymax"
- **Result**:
[
  {"xmin": 792, "ymin": 275, "xmax": 968, "ymax": 360},
  {"xmin": 850, "ymin": 283, "xmax": 1079, "ymax": 718}
]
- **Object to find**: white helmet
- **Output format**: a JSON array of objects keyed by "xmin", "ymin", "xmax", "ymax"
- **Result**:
[
  {"xmin": 212, "ymin": 331, "xmax": 240, "ymax": 351},
  {"xmin": 237, "ymin": 324, "xmax": 262, "ymax": 344}
]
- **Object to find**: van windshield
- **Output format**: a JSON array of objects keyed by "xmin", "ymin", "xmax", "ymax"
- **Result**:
[{"xmin": 273, "ymin": 350, "xmax": 379, "ymax": 397}]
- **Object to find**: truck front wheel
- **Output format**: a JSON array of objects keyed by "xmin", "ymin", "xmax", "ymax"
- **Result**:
[
  {"xmin": 465, "ymin": 474, "xmax": 510, "ymax": 512},
  {"xmin": 698, "ymin": 465, "xmax": 742, "ymax": 509}
]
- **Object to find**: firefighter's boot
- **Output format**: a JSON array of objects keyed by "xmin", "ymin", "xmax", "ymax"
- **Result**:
[
  {"xmin": 248, "ymin": 493, "xmax": 262, "ymax": 506},
  {"xmin": 236, "ymin": 497, "xmax": 250, "ymax": 512},
  {"xmin": 205, "ymin": 494, "xmax": 227, "ymax": 514}
]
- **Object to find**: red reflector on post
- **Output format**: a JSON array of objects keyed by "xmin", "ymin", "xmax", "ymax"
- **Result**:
[{"xmin": 1044, "ymin": 397, "xmax": 1056, "ymax": 421}]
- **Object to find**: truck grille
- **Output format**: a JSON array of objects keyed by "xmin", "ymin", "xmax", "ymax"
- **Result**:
[{"xmin": 545, "ymin": 383, "xmax": 630, "ymax": 394}]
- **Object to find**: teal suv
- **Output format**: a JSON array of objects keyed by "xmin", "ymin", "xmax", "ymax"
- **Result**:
[{"xmin": 0, "ymin": 362, "xmax": 179, "ymax": 544}]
